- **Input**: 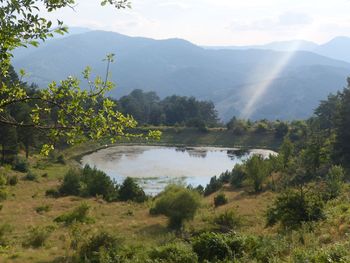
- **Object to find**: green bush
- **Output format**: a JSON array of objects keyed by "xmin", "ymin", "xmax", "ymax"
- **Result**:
[
  {"xmin": 35, "ymin": 204, "xmax": 51, "ymax": 214},
  {"xmin": 45, "ymin": 188, "xmax": 60, "ymax": 198},
  {"xmin": 0, "ymin": 188, "xmax": 8, "ymax": 201},
  {"xmin": 213, "ymin": 210, "xmax": 241, "ymax": 233},
  {"xmin": 214, "ymin": 193, "xmax": 228, "ymax": 207},
  {"xmin": 24, "ymin": 171, "xmax": 37, "ymax": 181},
  {"xmin": 59, "ymin": 169, "xmax": 81, "ymax": 196},
  {"xmin": 192, "ymin": 232, "xmax": 232, "ymax": 262},
  {"xmin": 293, "ymin": 243, "xmax": 349, "ymax": 263},
  {"xmin": 12, "ymin": 157, "xmax": 29, "ymax": 173},
  {"xmin": 149, "ymin": 242, "xmax": 198, "ymax": 263},
  {"xmin": 150, "ymin": 185, "xmax": 201, "ymax": 229},
  {"xmin": 0, "ymin": 224, "xmax": 12, "ymax": 246},
  {"xmin": 7, "ymin": 175, "xmax": 18, "ymax": 186},
  {"xmin": 118, "ymin": 177, "xmax": 147, "ymax": 203},
  {"xmin": 76, "ymin": 231, "xmax": 123, "ymax": 263},
  {"xmin": 22, "ymin": 226, "xmax": 54, "ymax": 248},
  {"xmin": 54, "ymin": 203, "xmax": 93, "ymax": 226},
  {"xmin": 266, "ymin": 189, "xmax": 325, "ymax": 229}
]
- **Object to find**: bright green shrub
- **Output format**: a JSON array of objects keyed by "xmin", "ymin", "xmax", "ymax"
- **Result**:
[
  {"xmin": 149, "ymin": 242, "xmax": 198, "ymax": 263},
  {"xmin": 150, "ymin": 185, "xmax": 201, "ymax": 229},
  {"xmin": 54, "ymin": 203, "xmax": 93, "ymax": 226},
  {"xmin": 76, "ymin": 232, "xmax": 123, "ymax": 263},
  {"xmin": 266, "ymin": 189, "xmax": 325, "ymax": 229},
  {"xmin": 192, "ymin": 232, "xmax": 232, "ymax": 262}
]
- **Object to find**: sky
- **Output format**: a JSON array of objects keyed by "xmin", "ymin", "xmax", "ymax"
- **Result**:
[{"xmin": 45, "ymin": 0, "xmax": 350, "ymax": 46}]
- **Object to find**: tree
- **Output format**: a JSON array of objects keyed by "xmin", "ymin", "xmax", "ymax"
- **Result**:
[
  {"xmin": 334, "ymin": 79, "xmax": 350, "ymax": 169},
  {"xmin": 118, "ymin": 177, "xmax": 147, "ymax": 203},
  {"xmin": 150, "ymin": 185, "xmax": 201, "ymax": 229},
  {"xmin": 1, "ymin": 0, "xmax": 161, "ymax": 155},
  {"xmin": 245, "ymin": 155, "xmax": 269, "ymax": 193}
]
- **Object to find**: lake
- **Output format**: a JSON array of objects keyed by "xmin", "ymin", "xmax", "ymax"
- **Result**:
[{"xmin": 81, "ymin": 145, "xmax": 276, "ymax": 195}]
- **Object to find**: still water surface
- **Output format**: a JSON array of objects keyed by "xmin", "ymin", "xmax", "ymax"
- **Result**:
[{"xmin": 81, "ymin": 146, "xmax": 275, "ymax": 195}]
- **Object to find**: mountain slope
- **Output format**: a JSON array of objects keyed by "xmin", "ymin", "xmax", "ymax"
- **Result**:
[{"xmin": 12, "ymin": 30, "xmax": 350, "ymax": 120}]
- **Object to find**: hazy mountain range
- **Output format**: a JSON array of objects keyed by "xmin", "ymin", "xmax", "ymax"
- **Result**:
[{"xmin": 12, "ymin": 28, "xmax": 350, "ymax": 121}]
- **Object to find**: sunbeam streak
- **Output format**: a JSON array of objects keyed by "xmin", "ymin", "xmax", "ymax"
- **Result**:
[{"xmin": 240, "ymin": 25, "xmax": 317, "ymax": 119}]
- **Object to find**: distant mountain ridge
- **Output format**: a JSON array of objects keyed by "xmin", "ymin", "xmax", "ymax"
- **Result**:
[
  {"xmin": 12, "ymin": 29, "xmax": 350, "ymax": 121},
  {"xmin": 203, "ymin": 36, "xmax": 350, "ymax": 63}
]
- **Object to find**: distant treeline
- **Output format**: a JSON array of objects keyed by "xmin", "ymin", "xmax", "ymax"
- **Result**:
[{"xmin": 116, "ymin": 89, "xmax": 219, "ymax": 128}]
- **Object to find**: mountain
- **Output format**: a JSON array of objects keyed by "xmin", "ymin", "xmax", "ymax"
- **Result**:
[
  {"xmin": 205, "ymin": 37, "xmax": 350, "ymax": 64},
  {"xmin": 204, "ymin": 40, "xmax": 318, "ymax": 52},
  {"xmin": 315, "ymin": 37, "xmax": 350, "ymax": 63},
  {"xmin": 12, "ymin": 30, "xmax": 350, "ymax": 121}
]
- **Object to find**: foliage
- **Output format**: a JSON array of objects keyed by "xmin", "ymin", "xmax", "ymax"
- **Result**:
[
  {"xmin": 192, "ymin": 232, "xmax": 233, "ymax": 262},
  {"xmin": 266, "ymin": 189, "xmax": 325, "ymax": 229},
  {"xmin": 12, "ymin": 157, "xmax": 29, "ymax": 173},
  {"xmin": 7, "ymin": 175, "xmax": 18, "ymax": 186},
  {"xmin": 230, "ymin": 164, "xmax": 246, "ymax": 188},
  {"xmin": 212, "ymin": 210, "xmax": 242, "ymax": 233},
  {"xmin": 59, "ymin": 165, "xmax": 118, "ymax": 202},
  {"xmin": 76, "ymin": 231, "xmax": 123, "ymax": 263},
  {"xmin": 59, "ymin": 169, "xmax": 81, "ymax": 196},
  {"xmin": 35, "ymin": 204, "xmax": 51, "ymax": 214},
  {"xmin": 150, "ymin": 185, "xmax": 201, "ymax": 229},
  {"xmin": 245, "ymin": 155, "xmax": 269, "ymax": 193},
  {"xmin": 0, "ymin": 224, "xmax": 12, "ymax": 246},
  {"xmin": 118, "ymin": 177, "xmax": 147, "ymax": 203},
  {"xmin": 24, "ymin": 171, "xmax": 38, "ymax": 181},
  {"xmin": 22, "ymin": 226, "xmax": 54, "ymax": 248},
  {"xmin": 214, "ymin": 193, "xmax": 228, "ymax": 207},
  {"xmin": 148, "ymin": 242, "xmax": 198, "ymax": 263},
  {"xmin": 323, "ymin": 165, "xmax": 345, "ymax": 201},
  {"xmin": 54, "ymin": 203, "xmax": 94, "ymax": 226},
  {"xmin": 204, "ymin": 176, "xmax": 223, "ymax": 196}
]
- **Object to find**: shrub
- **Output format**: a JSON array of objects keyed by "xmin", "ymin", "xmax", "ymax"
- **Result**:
[
  {"xmin": 45, "ymin": 188, "xmax": 60, "ymax": 198},
  {"xmin": 12, "ymin": 157, "xmax": 29, "ymax": 173},
  {"xmin": 119, "ymin": 177, "xmax": 147, "ymax": 203},
  {"xmin": 149, "ymin": 242, "xmax": 198, "ymax": 263},
  {"xmin": 59, "ymin": 169, "xmax": 81, "ymax": 196},
  {"xmin": 293, "ymin": 243, "xmax": 349, "ymax": 263},
  {"xmin": 150, "ymin": 185, "xmax": 201, "ymax": 229},
  {"xmin": 214, "ymin": 193, "xmax": 228, "ymax": 207},
  {"xmin": 24, "ymin": 171, "xmax": 37, "ymax": 181},
  {"xmin": 35, "ymin": 205, "xmax": 51, "ymax": 214},
  {"xmin": 77, "ymin": 232, "xmax": 123, "ymax": 263},
  {"xmin": 54, "ymin": 203, "xmax": 93, "ymax": 226},
  {"xmin": 0, "ymin": 188, "xmax": 8, "ymax": 201},
  {"xmin": 213, "ymin": 210, "xmax": 242, "ymax": 233},
  {"xmin": 7, "ymin": 175, "xmax": 18, "ymax": 186},
  {"xmin": 266, "ymin": 189, "xmax": 325, "ymax": 229},
  {"xmin": 192, "ymin": 232, "xmax": 232, "ymax": 262},
  {"xmin": 0, "ymin": 224, "xmax": 12, "ymax": 246},
  {"xmin": 22, "ymin": 226, "xmax": 54, "ymax": 248}
]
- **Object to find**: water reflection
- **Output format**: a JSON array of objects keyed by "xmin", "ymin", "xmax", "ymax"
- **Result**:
[{"xmin": 81, "ymin": 146, "xmax": 275, "ymax": 196}]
